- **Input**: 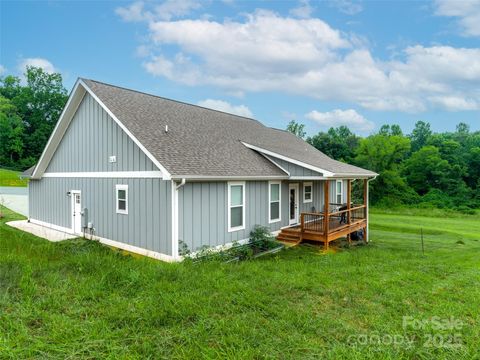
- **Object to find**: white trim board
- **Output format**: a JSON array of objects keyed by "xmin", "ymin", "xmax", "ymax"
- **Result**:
[
  {"xmin": 43, "ymin": 171, "xmax": 163, "ymax": 178},
  {"xmin": 171, "ymin": 175, "xmax": 288, "ymax": 181}
]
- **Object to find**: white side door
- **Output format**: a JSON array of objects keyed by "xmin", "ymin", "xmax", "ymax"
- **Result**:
[
  {"xmin": 288, "ymin": 183, "xmax": 299, "ymax": 225},
  {"xmin": 71, "ymin": 191, "xmax": 82, "ymax": 234}
]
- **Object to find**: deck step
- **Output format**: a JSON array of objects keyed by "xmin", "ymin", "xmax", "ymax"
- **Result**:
[
  {"xmin": 276, "ymin": 228, "xmax": 302, "ymax": 244},
  {"xmin": 279, "ymin": 228, "xmax": 301, "ymax": 235},
  {"xmin": 276, "ymin": 234, "xmax": 300, "ymax": 242}
]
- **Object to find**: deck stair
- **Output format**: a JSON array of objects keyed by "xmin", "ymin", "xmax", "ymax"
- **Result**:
[{"xmin": 276, "ymin": 227, "xmax": 302, "ymax": 244}]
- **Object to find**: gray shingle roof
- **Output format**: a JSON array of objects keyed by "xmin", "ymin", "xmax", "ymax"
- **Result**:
[{"xmin": 82, "ymin": 79, "xmax": 376, "ymax": 178}]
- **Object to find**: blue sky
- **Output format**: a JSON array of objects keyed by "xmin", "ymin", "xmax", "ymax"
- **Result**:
[{"xmin": 1, "ymin": 0, "xmax": 479, "ymax": 136}]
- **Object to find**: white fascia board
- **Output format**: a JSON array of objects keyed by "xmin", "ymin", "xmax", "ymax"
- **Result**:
[
  {"xmin": 79, "ymin": 79, "xmax": 172, "ymax": 180},
  {"xmin": 330, "ymin": 174, "xmax": 379, "ymax": 179},
  {"xmin": 32, "ymin": 80, "xmax": 86, "ymax": 178},
  {"xmin": 43, "ymin": 171, "xmax": 163, "ymax": 178},
  {"xmin": 241, "ymin": 142, "xmax": 335, "ymax": 177},
  {"xmin": 171, "ymin": 175, "xmax": 289, "ymax": 181},
  {"xmin": 288, "ymin": 176, "xmax": 328, "ymax": 180}
]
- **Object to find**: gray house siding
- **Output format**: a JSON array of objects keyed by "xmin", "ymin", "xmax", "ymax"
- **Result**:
[
  {"xmin": 29, "ymin": 177, "xmax": 173, "ymax": 255},
  {"xmin": 29, "ymin": 92, "xmax": 173, "ymax": 256},
  {"xmin": 265, "ymin": 155, "xmax": 323, "ymax": 177},
  {"xmin": 46, "ymin": 93, "xmax": 156, "ymax": 173},
  {"xmin": 177, "ymin": 179, "xmax": 348, "ymax": 252}
]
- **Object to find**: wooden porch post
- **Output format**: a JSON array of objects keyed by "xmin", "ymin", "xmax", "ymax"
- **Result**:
[
  {"xmin": 324, "ymin": 180, "xmax": 329, "ymax": 250},
  {"xmin": 363, "ymin": 179, "xmax": 368, "ymax": 244},
  {"xmin": 347, "ymin": 179, "xmax": 352, "ymax": 245}
]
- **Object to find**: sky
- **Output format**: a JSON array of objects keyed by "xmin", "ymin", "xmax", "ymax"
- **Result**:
[{"xmin": 1, "ymin": 0, "xmax": 479, "ymax": 136}]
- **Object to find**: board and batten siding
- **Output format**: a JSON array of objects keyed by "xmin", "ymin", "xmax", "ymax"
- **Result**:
[
  {"xmin": 46, "ymin": 93, "xmax": 156, "ymax": 173},
  {"xmin": 178, "ymin": 180, "xmax": 334, "ymax": 252},
  {"xmin": 29, "ymin": 177, "xmax": 173, "ymax": 255},
  {"xmin": 265, "ymin": 155, "xmax": 323, "ymax": 177}
]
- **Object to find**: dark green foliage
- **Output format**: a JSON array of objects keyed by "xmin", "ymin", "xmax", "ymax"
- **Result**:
[
  {"xmin": 307, "ymin": 125, "xmax": 360, "ymax": 162},
  {"xmin": 297, "ymin": 121, "xmax": 480, "ymax": 210},
  {"xmin": 249, "ymin": 225, "xmax": 274, "ymax": 247},
  {"xmin": 0, "ymin": 67, "xmax": 68, "ymax": 170}
]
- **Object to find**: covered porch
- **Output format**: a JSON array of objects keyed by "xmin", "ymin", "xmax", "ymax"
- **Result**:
[{"xmin": 277, "ymin": 179, "xmax": 369, "ymax": 249}]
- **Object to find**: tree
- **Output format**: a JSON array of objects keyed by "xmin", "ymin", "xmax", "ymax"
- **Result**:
[
  {"xmin": 410, "ymin": 121, "xmax": 432, "ymax": 152},
  {"xmin": 307, "ymin": 126, "xmax": 360, "ymax": 162},
  {"xmin": 0, "ymin": 67, "xmax": 68, "ymax": 168},
  {"xmin": 286, "ymin": 120, "xmax": 306, "ymax": 139},
  {"xmin": 402, "ymin": 146, "xmax": 454, "ymax": 195},
  {"xmin": 0, "ymin": 96, "xmax": 24, "ymax": 166},
  {"xmin": 355, "ymin": 134, "xmax": 410, "ymax": 173}
]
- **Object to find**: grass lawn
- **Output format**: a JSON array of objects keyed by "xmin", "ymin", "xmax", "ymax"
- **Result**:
[
  {"xmin": 0, "ymin": 168, "xmax": 28, "ymax": 187},
  {"xmin": 0, "ymin": 206, "xmax": 479, "ymax": 359}
]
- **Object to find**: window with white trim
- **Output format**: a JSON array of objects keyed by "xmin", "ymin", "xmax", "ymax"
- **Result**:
[
  {"xmin": 336, "ymin": 180, "xmax": 343, "ymax": 204},
  {"xmin": 116, "ymin": 184, "xmax": 128, "ymax": 214},
  {"xmin": 228, "ymin": 182, "xmax": 245, "ymax": 232},
  {"xmin": 269, "ymin": 181, "xmax": 281, "ymax": 223},
  {"xmin": 303, "ymin": 182, "xmax": 313, "ymax": 203}
]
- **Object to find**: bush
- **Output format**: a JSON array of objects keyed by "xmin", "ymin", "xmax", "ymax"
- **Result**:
[{"xmin": 249, "ymin": 225, "xmax": 274, "ymax": 247}]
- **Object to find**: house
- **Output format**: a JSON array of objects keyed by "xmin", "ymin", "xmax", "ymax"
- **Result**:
[{"xmin": 25, "ymin": 78, "xmax": 377, "ymax": 261}]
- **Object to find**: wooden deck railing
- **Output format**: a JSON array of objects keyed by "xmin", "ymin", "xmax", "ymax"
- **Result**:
[
  {"xmin": 300, "ymin": 204, "xmax": 367, "ymax": 236},
  {"xmin": 300, "ymin": 212, "xmax": 325, "ymax": 234}
]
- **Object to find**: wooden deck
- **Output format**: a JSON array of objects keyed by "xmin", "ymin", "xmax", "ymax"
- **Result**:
[
  {"xmin": 277, "ymin": 214, "xmax": 367, "ymax": 249},
  {"xmin": 277, "ymin": 179, "xmax": 369, "ymax": 249}
]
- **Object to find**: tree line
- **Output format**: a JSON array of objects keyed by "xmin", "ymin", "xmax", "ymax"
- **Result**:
[{"xmin": 287, "ymin": 120, "xmax": 480, "ymax": 212}]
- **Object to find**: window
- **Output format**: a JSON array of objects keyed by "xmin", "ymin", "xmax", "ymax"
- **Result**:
[
  {"xmin": 116, "ymin": 184, "xmax": 128, "ymax": 214},
  {"xmin": 336, "ymin": 180, "xmax": 343, "ymax": 204},
  {"xmin": 303, "ymin": 182, "xmax": 313, "ymax": 203},
  {"xmin": 269, "ymin": 181, "xmax": 281, "ymax": 223},
  {"xmin": 228, "ymin": 182, "xmax": 245, "ymax": 232}
]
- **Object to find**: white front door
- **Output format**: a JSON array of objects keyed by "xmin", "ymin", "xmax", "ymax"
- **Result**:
[
  {"xmin": 71, "ymin": 191, "xmax": 82, "ymax": 234},
  {"xmin": 289, "ymin": 183, "xmax": 299, "ymax": 225}
]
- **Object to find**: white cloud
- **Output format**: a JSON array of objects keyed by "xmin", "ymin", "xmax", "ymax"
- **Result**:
[
  {"xmin": 116, "ymin": 0, "xmax": 201, "ymax": 22},
  {"xmin": 290, "ymin": 0, "xmax": 314, "ymax": 19},
  {"xmin": 306, "ymin": 109, "xmax": 374, "ymax": 132},
  {"xmin": 435, "ymin": 0, "xmax": 480, "ymax": 37},
  {"xmin": 154, "ymin": 0, "xmax": 201, "ymax": 20},
  {"xmin": 328, "ymin": 0, "xmax": 363, "ymax": 15},
  {"xmin": 197, "ymin": 99, "xmax": 253, "ymax": 118},
  {"xmin": 116, "ymin": 1, "xmax": 150, "ymax": 22},
  {"xmin": 0, "ymin": 65, "xmax": 5, "ymax": 75},
  {"xmin": 17, "ymin": 58, "xmax": 56, "ymax": 74},
  {"xmin": 119, "ymin": 5, "xmax": 480, "ymax": 112}
]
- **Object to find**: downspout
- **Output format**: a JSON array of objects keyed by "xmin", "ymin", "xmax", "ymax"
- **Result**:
[
  {"xmin": 173, "ymin": 178, "xmax": 186, "ymax": 261},
  {"xmin": 176, "ymin": 178, "xmax": 186, "ymax": 190},
  {"xmin": 366, "ymin": 175, "xmax": 378, "ymax": 243}
]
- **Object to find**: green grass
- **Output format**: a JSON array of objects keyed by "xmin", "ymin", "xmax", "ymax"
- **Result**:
[
  {"xmin": 0, "ymin": 168, "xmax": 28, "ymax": 187},
  {"xmin": 0, "ymin": 206, "xmax": 479, "ymax": 359}
]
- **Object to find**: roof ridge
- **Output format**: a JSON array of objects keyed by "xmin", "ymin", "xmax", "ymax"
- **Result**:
[{"xmin": 81, "ymin": 77, "xmax": 263, "ymax": 125}]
